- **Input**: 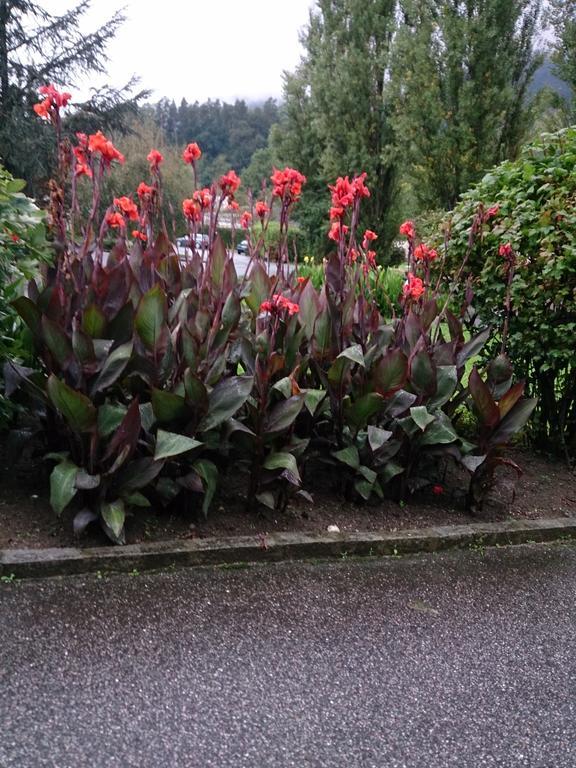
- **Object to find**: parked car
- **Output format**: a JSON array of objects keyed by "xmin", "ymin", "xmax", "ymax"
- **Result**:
[
  {"xmin": 176, "ymin": 233, "xmax": 209, "ymax": 250},
  {"xmin": 237, "ymin": 239, "xmax": 249, "ymax": 254}
]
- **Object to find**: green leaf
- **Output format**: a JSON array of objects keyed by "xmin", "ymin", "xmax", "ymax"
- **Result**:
[
  {"xmin": 263, "ymin": 452, "xmax": 301, "ymax": 483},
  {"xmin": 304, "ymin": 389, "xmax": 327, "ymax": 416},
  {"xmin": 50, "ymin": 460, "xmax": 78, "ymax": 515},
  {"xmin": 47, "ymin": 375, "xmax": 97, "ymax": 433},
  {"xmin": 429, "ymin": 366, "xmax": 458, "ymax": 409},
  {"xmin": 490, "ymin": 398, "xmax": 537, "ymax": 445},
  {"xmin": 123, "ymin": 492, "xmax": 151, "ymax": 508},
  {"xmin": 91, "ymin": 342, "xmax": 133, "ymax": 395},
  {"xmin": 42, "ymin": 316, "xmax": 73, "ymax": 367},
  {"xmin": 410, "ymin": 406, "xmax": 436, "ymax": 431},
  {"xmin": 193, "ymin": 459, "xmax": 219, "ymax": 517},
  {"xmin": 367, "ymin": 425, "xmax": 393, "ymax": 452},
  {"xmin": 345, "ymin": 393, "xmax": 384, "ymax": 429},
  {"xmin": 265, "ymin": 396, "xmax": 304, "ymax": 434},
  {"xmin": 154, "ymin": 430, "xmax": 203, "ymax": 460},
  {"xmin": 379, "ymin": 461, "xmax": 404, "ymax": 484},
  {"xmin": 498, "ymin": 382, "xmax": 525, "ymax": 419},
  {"xmin": 246, "ymin": 262, "xmax": 272, "ymax": 315},
  {"xmin": 98, "ymin": 404, "xmax": 127, "ymax": 438},
  {"xmin": 456, "ymin": 327, "xmax": 490, "ymax": 368},
  {"xmin": 372, "ymin": 349, "xmax": 408, "ymax": 396},
  {"xmin": 409, "ymin": 348, "xmax": 436, "ymax": 397},
  {"xmin": 101, "ymin": 499, "xmax": 126, "ymax": 544},
  {"xmin": 135, "ymin": 285, "xmax": 167, "ymax": 350},
  {"xmin": 151, "ymin": 388, "xmax": 188, "ymax": 423},
  {"xmin": 358, "ymin": 465, "xmax": 377, "ymax": 484},
  {"xmin": 115, "ymin": 457, "xmax": 164, "ymax": 493},
  {"xmin": 420, "ymin": 413, "xmax": 459, "ymax": 446},
  {"xmin": 82, "ymin": 304, "xmax": 107, "ymax": 338},
  {"xmin": 75, "ymin": 470, "xmax": 101, "ymax": 490},
  {"xmin": 198, "ymin": 375, "xmax": 254, "ymax": 432},
  {"xmin": 332, "ymin": 446, "xmax": 360, "ymax": 470},
  {"xmin": 12, "ymin": 296, "xmax": 41, "ymax": 337}
]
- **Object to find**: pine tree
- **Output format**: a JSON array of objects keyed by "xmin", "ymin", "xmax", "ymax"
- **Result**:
[
  {"xmin": 548, "ymin": 0, "xmax": 576, "ymax": 96},
  {"xmin": 392, "ymin": 0, "xmax": 542, "ymax": 211},
  {"xmin": 0, "ymin": 0, "xmax": 145, "ymax": 191},
  {"xmin": 273, "ymin": 0, "xmax": 398, "ymax": 252}
]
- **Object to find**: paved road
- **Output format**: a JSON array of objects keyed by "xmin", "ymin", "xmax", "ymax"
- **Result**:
[{"xmin": 2, "ymin": 543, "xmax": 576, "ymax": 767}]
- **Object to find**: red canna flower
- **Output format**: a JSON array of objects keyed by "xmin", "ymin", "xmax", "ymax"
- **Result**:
[
  {"xmin": 114, "ymin": 196, "xmax": 139, "ymax": 221},
  {"xmin": 255, "ymin": 201, "xmax": 269, "ymax": 219},
  {"xmin": 348, "ymin": 248, "xmax": 359, "ymax": 263},
  {"xmin": 362, "ymin": 229, "xmax": 378, "ymax": 249},
  {"xmin": 229, "ymin": 200, "xmax": 239, "ymax": 211},
  {"xmin": 432, "ymin": 484, "xmax": 444, "ymax": 496},
  {"xmin": 183, "ymin": 142, "xmax": 202, "ymax": 164},
  {"xmin": 10, "ymin": 232, "xmax": 20, "ymax": 243},
  {"xmin": 240, "ymin": 211, "xmax": 252, "ymax": 229},
  {"xmin": 33, "ymin": 98, "xmax": 51, "ymax": 119},
  {"xmin": 271, "ymin": 167, "xmax": 306, "ymax": 203},
  {"xmin": 219, "ymin": 170, "xmax": 241, "ymax": 197},
  {"xmin": 259, "ymin": 294, "xmax": 299, "ymax": 316},
  {"xmin": 193, "ymin": 188, "xmax": 212, "ymax": 209},
  {"xmin": 499, "ymin": 242, "xmax": 514, "ymax": 259},
  {"xmin": 88, "ymin": 131, "xmax": 125, "ymax": 165},
  {"xmin": 147, "ymin": 149, "xmax": 164, "ymax": 170},
  {"xmin": 182, "ymin": 198, "xmax": 201, "ymax": 221},
  {"xmin": 399, "ymin": 220, "xmax": 416, "ymax": 239},
  {"xmin": 402, "ymin": 272, "xmax": 424, "ymax": 301},
  {"xmin": 132, "ymin": 230, "xmax": 147, "ymax": 242},
  {"xmin": 366, "ymin": 250, "xmax": 377, "ymax": 268},
  {"xmin": 352, "ymin": 172, "xmax": 370, "ymax": 199},
  {"xmin": 414, "ymin": 243, "xmax": 438, "ymax": 262},
  {"xmin": 33, "ymin": 84, "xmax": 72, "ymax": 120},
  {"xmin": 106, "ymin": 211, "xmax": 126, "ymax": 229},
  {"xmin": 485, "ymin": 204, "xmax": 500, "ymax": 221},
  {"xmin": 330, "ymin": 206, "xmax": 345, "ymax": 221},
  {"xmin": 328, "ymin": 222, "xmax": 349, "ymax": 242},
  {"xmin": 297, "ymin": 276, "xmax": 306, "ymax": 285},
  {"xmin": 329, "ymin": 172, "xmax": 370, "ymax": 212}
]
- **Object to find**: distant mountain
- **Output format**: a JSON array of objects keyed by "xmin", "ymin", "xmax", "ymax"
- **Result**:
[{"xmin": 529, "ymin": 58, "xmax": 573, "ymax": 101}]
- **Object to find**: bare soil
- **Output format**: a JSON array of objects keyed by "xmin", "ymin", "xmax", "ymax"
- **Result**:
[{"xmin": 0, "ymin": 437, "xmax": 574, "ymax": 550}]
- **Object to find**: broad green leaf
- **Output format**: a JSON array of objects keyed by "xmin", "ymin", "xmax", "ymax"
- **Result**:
[
  {"xmin": 265, "ymin": 396, "xmax": 304, "ymax": 434},
  {"xmin": 264, "ymin": 452, "xmax": 301, "ymax": 482},
  {"xmin": 101, "ymin": 499, "xmax": 126, "ymax": 544},
  {"xmin": 379, "ymin": 461, "xmax": 404, "ymax": 484},
  {"xmin": 304, "ymin": 389, "xmax": 327, "ymax": 416},
  {"xmin": 47, "ymin": 375, "xmax": 97, "ymax": 433},
  {"xmin": 345, "ymin": 392, "xmax": 384, "ymax": 429},
  {"xmin": 429, "ymin": 366, "xmax": 458, "ymax": 409},
  {"xmin": 98, "ymin": 404, "xmax": 127, "ymax": 438},
  {"xmin": 123, "ymin": 492, "xmax": 151, "ymax": 508},
  {"xmin": 490, "ymin": 398, "xmax": 537, "ymax": 445},
  {"xmin": 193, "ymin": 459, "xmax": 219, "ymax": 517},
  {"xmin": 82, "ymin": 304, "xmax": 107, "ymax": 338},
  {"xmin": 367, "ymin": 425, "xmax": 393, "ymax": 452},
  {"xmin": 154, "ymin": 430, "xmax": 202, "ymax": 460},
  {"xmin": 461, "ymin": 455, "xmax": 487, "ymax": 473},
  {"xmin": 358, "ymin": 465, "xmax": 377, "ymax": 484},
  {"xmin": 245, "ymin": 262, "xmax": 271, "ymax": 315},
  {"xmin": 420, "ymin": 413, "xmax": 459, "ymax": 446},
  {"xmin": 42, "ymin": 316, "xmax": 73, "ymax": 367},
  {"xmin": 91, "ymin": 341, "xmax": 133, "ymax": 395},
  {"xmin": 151, "ymin": 388, "xmax": 188, "ymax": 423},
  {"xmin": 135, "ymin": 285, "xmax": 167, "ymax": 350},
  {"xmin": 498, "ymin": 382, "xmax": 525, "ymax": 419},
  {"xmin": 198, "ymin": 375, "xmax": 254, "ymax": 432},
  {"xmin": 332, "ymin": 446, "xmax": 360, "ymax": 470},
  {"xmin": 355, "ymin": 478, "xmax": 374, "ymax": 500},
  {"xmin": 210, "ymin": 236, "xmax": 227, "ymax": 288},
  {"xmin": 456, "ymin": 327, "xmax": 491, "ymax": 368},
  {"xmin": 410, "ymin": 406, "xmax": 436, "ymax": 431},
  {"xmin": 115, "ymin": 457, "xmax": 163, "ymax": 493},
  {"xmin": 298, "ymin": 280, "xmax": 320, "ymax": 339},
  {"xmin": 372, "ymin": 349, "xmax": 408, "ymax": 396},
  {"xmin": 75, "ymin": 470, "xmax": 101, "ymax": 490},
  {"xmin": 12, "ymin": 296, "xmax": 41, "ymax": 337},
  {"xmin": 50, "ymin": 460, "xmax": 78, "ymax": 515},
  {"xmin": 409, "ymin": 348, "xmax": 436, "ymax": 397},
  {"xmin": 221, "ymin": 292, "xmax": 241, "ymax": 329}
]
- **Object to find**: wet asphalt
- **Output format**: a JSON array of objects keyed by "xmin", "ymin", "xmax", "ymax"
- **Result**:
[{"xmin": 1, "ymin": 543, "xmax": 576, "ymax": 767}]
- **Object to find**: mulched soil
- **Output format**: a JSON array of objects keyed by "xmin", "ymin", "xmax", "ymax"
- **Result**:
[{"xmin": 0, "ymin": 436, "xmax": 574, "ymax": 550}]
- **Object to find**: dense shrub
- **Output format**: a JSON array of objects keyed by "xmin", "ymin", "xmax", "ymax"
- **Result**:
[
  {"xmin": 4, "ymin": 86, "xmax": 536, "ymax": 543},
  {"xmin": 0, "ymin": 166, "xmax": 49, "ymax": 428},
  {"xmin": 440, "ymin": 128, "xmax": 576, "ymax": 459}
]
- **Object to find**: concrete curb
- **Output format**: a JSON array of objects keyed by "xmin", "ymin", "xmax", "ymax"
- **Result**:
[{"xmin": 1, "ymin": 517, "xmax": 576, "ymax": 580}]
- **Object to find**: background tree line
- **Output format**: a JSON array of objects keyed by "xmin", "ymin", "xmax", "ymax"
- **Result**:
[{"xmin": 0, "ymin": 0, "xmax": 575, "ymax": 257}]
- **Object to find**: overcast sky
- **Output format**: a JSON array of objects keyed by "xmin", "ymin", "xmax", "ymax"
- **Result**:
[{"xmin": 42, "ymin": 0, "xmax": 316, "ymax": 104}]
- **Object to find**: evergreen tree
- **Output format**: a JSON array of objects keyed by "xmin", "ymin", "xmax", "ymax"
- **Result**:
[
  {"xmin": 0, "ymin": 0, "xmax": 145, "ymax": 191},
  {"xmin": 548, "ymin": 1, "xmax": 576, "ymax": 96},
  {"xmin": 273, "ymin": 0, "xmax": 398, "ymax": 252},
  {"xmin": 391, "ymin": 0, "xmax": 542, "ymax": 211}
]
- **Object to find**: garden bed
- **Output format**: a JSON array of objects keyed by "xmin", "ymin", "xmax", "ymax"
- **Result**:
[{"xmin": 1, "ymin": 440, "xmax": 573, "ymax": 551}]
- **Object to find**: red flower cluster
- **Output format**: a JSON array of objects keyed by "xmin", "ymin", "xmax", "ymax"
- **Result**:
[
  {"xmin": 137, "ymin": 182, "xmax": 154, "ymax": 201},
  {"xmin": 147, "ymin": 149, "xmax": 164, "ymax": 170},
  {"xmin": 193, "ymin": 188, "xmax": 212, "ymax": 209},
  {"xmin": 183, "ymin": 142, "xmax": 202, "ymax": 164},
  {"xmin": 33, "ymin": 84, "xmax": 72, "ymax": 120},
  {"xmin": 132, "ymin": 230, "xmax": 147, "ymax": 242},
  {"xmin": 499, "ymin": 242, "xmax": 514, "ymax": 259},
  {"xmin": 182, "ymin": 198, "xmax": 201, "ymax": 222},
  {"xmin": 271, "ymin": 167, "xmax": 306, "ymax": 203},
  {"xmin": 219, "ymin": 170, "xmax": 241, "ymax": 198},
  {"xmin": 88, "ymin": 131, "xmax": 125, "ymax": 165},
  {"xmin": 106, "ymin": 211, "xmax": 125, "ymax": 230},
  {"xmin": 73, "ymin": 133, "xmax": 91, "ymax": 178},
  {"xmin": 414, "ymin": 243, "xmax": 438, "ymax": 262},
  {"xmin": 255, "ymin": 201, "xmax": 269, "ymax": 219},
  {"xmin": 484, "ymin": 204, "xmax": 500, "ymax": 221},
  {"xmin": 362, "ymin": 229, "xmax": 378, "ymax": 249},
  {"xmin": 329, "ymin": 173, "xmax": 370, "ymax": 220},
  {"xmin": 260, "ymin": 294, "xmax": 300, "ymax": 316},
  {"xmin": 240, "ymin": 211, "xmax": 252, "ymax": 229},
  {"xmin": 399, "ymin": 220, "xmax": 415, "ymax": 239},
  {"xmin": 402, "ymin": 272, "xmax": 424, "ymax": 301},
  {"xmin": 114, "ymin": 196, "xmax": 139, "ymax": 222},
  {"xmin": 328, "ymin": 222, "xmax": 349, "ymax": 242}
]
